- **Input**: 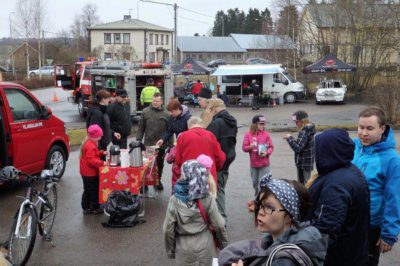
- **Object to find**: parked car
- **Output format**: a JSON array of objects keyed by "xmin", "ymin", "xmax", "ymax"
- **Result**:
[
  {"xmin": 0, "ymin": 82, "xmax": 70, "ymax": 183},
  {"xmin": 207, "ymin": 59, "xmax": 226, "ymax": 68},
  {"xmin": 245, "ymin": 58, "xmax": 271, "ymax": 65},
  {"xmin": 315, "ymin": 79, "xmax": 347, "ymax": 104},
  {"xmin": 29, "ymin": 65, "xmax": 54, "ymax": 77}
]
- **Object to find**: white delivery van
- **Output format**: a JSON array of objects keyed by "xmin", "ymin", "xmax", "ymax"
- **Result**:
[{"xmin": 213, "ymin": 64, "xmax": 305, "ymax": 103}]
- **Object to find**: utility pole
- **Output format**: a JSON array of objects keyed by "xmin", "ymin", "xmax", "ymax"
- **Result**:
[
  {"xmin": 140, "ymin": 0, "xmax": 178, "ymax": 63},
  {"xmin": 222, "ymin": 16, "xmax": 224, "ymax": 36},
  {"xmin": 9, "ymin": 12, "xmax": 16, "ymax": 80}
]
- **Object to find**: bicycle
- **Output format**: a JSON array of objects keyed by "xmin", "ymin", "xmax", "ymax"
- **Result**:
[{"xmin": 0, "ymin": 166, "xmax": 58, "ymax": 266}]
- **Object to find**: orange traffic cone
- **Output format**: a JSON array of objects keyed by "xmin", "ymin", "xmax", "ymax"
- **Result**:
[{"xmin": 52, "ymin": 89, "xmax": 59, "ymax": 103}]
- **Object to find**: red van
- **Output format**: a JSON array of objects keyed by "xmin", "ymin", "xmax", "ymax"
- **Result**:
[{"xmin": 0, "ymin": 82, "xmax": 70, "ymax": 180}]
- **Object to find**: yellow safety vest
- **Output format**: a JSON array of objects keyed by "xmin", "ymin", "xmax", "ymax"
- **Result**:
[{"xmin": 140, "ymin": 86, "xmax": 160, "ymax": 104}]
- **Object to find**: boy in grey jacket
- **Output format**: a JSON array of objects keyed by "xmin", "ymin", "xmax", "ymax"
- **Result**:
[{"xmin": 163, "ymin": 158, "xmax": 228, "ymax": 266}]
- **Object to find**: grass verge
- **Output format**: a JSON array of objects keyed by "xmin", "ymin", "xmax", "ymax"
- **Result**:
[{"xmin": 67, "ymin": 128, "xmax": 86, "ymax": 147}]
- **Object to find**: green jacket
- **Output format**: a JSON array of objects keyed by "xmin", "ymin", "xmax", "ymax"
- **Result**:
[
  {"xmin": 136, "ymin": 105, "xmax": 170, "ymax": 146},
  {"xmin": 140, "ymin": 86, "xmax": 160, "ymax": 105},
  {"xmin": 163, "ymin": 196, "xmax": 228, "ymax": 265}
]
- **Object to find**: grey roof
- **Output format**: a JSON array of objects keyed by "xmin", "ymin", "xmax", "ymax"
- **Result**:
[
  {"xmin": 230, "ymin": 34, "xmax": 295, "ymax": 50},
  {"xmin": 177, "ymin": 36, "xmax": 246, "ymax": 53},
  {"xmin": 304, "ymin": 4, "xmax": 397, "ymax": 28},
  {"xmin": 88, "ymin": 19, "xmax": 173, "ymax": 32}
]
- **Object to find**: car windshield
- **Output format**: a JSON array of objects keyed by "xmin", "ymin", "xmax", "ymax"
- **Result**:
[{"xmin": 283, "ymin": 71, "xmax": 296, "ymax": 83}]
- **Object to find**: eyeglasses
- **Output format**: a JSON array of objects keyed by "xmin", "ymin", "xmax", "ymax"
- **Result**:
[{"xmin": 255, "ymin": 201, "xmax": 286, "ymax": 215}]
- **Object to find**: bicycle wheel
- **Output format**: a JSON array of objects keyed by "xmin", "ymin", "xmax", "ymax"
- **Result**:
[
  {"xmin": 38, "ymin": 184, "xmax": 57, "ymax": 238},
  {"xmin": 8, "ymin": 206, "xmax": 37, "ymax": 266}
]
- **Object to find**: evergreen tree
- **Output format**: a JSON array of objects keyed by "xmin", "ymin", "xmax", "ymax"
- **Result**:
[
  {"xmin": 276, "ymin": 5, "xmax": 299, "ymax": 39},
  {"xmin": 212, "ymin": 10, "xmax": 226, "ymax": 36},
  {"xmin": 261, "ymin": 7, "xmax": 273, "ymax": 34},
  {"xmin": 245, "ymin": 8, "xmax": 262, "ymax": 34}
]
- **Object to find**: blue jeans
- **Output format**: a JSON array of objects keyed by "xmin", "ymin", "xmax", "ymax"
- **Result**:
[{"xmin": 250, "ymin": 166, "xmax": 270, "ymax": 196}]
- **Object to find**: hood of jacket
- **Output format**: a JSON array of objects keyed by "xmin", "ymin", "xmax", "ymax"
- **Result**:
[
  {"xmin": 171, "ymin": 196, "xmax": 209, "ymax": 235},
  {"xmin": 218, "ymin": 223, "xmax": 328, "ymax": 266},
  {"xmin": 315, "ymin": 128, "xmax": 354, "ymax": 176},
  {"xmin": 213, "ymin": 110, "xmax": 237, "ymax": 128},
  {"xmin": 353, "ymin": 125, "xmax": 395, "ymax": 152},
  {"xmin": 179, "ymin": 105, "xmax": 190, "ymax": 119}
]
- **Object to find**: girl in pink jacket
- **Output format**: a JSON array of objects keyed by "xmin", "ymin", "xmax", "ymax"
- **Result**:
[{"xmin": 242, "ymin": 115, "xmax": 274, "ymax": 199}]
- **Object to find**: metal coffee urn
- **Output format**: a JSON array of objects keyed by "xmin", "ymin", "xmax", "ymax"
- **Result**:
[
  {"xmin": 109, "ymin": 145, "xmax": 120, "ymax": 166},
  {"xmin": 128, "ymin": 141, "xmax": 146, "ymax": 167}
]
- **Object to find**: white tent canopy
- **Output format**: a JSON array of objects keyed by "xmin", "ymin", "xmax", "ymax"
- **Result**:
[{"xmin": 212, "ymin": 64, "xmax": 282, "ymax": 76}]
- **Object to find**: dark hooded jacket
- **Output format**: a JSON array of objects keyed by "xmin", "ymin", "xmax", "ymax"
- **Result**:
[
  {"xmin": 162, "ymin": 105, "xmax": 192, "ymax": 143},
  {"xmin": 87, "ymin": 104, "xmax": 111, "ymax": 151},
  {"xmin": 207, "ymin": 110, "xmax": 238, "ymax": 169},
  {"xmin": 107, "ymin": 101, "xmax": 131, "ymax": 137},
  {"xmin": 286, "ymin": 123, "xmax": 316, "ymax": 171},
  {"xmin": 308, "ymin": 128, "xmax": 370, "ymax": 266},
  {"xmin": 218, "ymin": 222, "xmax": 328, "ymax": 266}
]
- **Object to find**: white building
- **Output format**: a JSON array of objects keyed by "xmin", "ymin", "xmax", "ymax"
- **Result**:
[{"xmin": 88, "ymin": 15, "xmax": 173, "ymax": 63}]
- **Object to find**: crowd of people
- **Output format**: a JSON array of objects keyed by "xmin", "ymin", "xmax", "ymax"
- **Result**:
[{"xmin": 79, "ymin": 86, "xmax": 400, "ymax": 266}]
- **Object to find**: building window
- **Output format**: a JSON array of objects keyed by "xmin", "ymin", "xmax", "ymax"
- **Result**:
[
  {"xmin": 198, "ymin": 54, "xmax": 203, "ymax": 60},
  {"xmin": 161, "ymin": 35, "xmax": 164, "ymax": 45},
  {"xmin": 114, "ymin": 33, "xmax": 121, "ymax": 44},
  {"xmin": 149, "ymin": 34, "xmax": 153, "ymax": 45},
  {"xmin": 166, "ymin": 35, "xmax": 169, "ymax": 45},
  {"xmin": 123, "ymin": 33, "xmax": 130, "ymax": 44},
  {"xmin": 155, "ymin": 34, "xmax": 159, "ymax": 45},
  {"xmin": 186, "ymin": 54, "xmax": 190, "ymax": 59},
  {"xmin": 149, "ymin": 52, "xmax": 156, "ymax": 63},
  {"xmin": 104, "ymin": 33, "xmax": 111, "ymax": 44},
  {"xmin": 104, "ymin": 53, "xmax": 112, "ymax": 60}
]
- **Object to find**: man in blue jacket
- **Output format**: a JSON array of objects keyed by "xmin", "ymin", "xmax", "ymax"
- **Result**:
[
  {"xmin": 352, "ymin": 107, "xmax": 400, "ymax": 266},
  {"xmin": 309, "ymin": 128, "xmax": 370, "ymax": 266}
]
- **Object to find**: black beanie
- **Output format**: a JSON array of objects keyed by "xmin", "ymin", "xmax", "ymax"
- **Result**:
[{"xmin": 198, "ymin": 88, "xmax": 212, "ymax": 99}]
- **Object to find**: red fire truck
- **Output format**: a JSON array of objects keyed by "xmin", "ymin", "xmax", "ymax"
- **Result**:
[{"xmin": 54, "ymin": 60, "xmax": 174, "ymax": 119}]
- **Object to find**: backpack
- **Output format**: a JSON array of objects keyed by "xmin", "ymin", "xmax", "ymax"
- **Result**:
[{"xmin": 247, "ymin": 243, "xmax": 313, "ymax": 266}]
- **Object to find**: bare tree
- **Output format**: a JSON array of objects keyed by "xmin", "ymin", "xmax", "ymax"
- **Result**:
[
  {"xmin": 80, "ymin": 3, "xmax": 100, "ymax": 52},
  {"xmin": 58, "ymin": 28, "xmax": 71, "ymax": 46},
  {"xmin": 299, "ymin": 1, "xmax": 400, "ymax": 92},
  {"xmin": 32, "ymin": 0, "xmax": 47, "ymax": 77},
  {"xmin": 70, "ymin": 14, "xmax": 83, "ymax": 58},
  {"xmin": 13, "ymin": 0, "xmax": 35, "ymax": 78}
]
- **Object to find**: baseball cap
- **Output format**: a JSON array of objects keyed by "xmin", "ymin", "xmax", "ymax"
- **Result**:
[{"xmin": 252, "ymin": 115, "xmax": 266, "ymax": 124}]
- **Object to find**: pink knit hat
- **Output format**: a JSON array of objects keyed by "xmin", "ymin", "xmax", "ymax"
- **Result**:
[
  {"xmin": 196, "ymin": 154, "xmax": 213, "ymax": 170},
  {"xmin": 88, "ymin": 124, "xmax": 103, "ymax": 138}
]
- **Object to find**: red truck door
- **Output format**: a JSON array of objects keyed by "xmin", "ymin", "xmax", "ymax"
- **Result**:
[
  {"xmin": 54, "ymin": 64, "xmax": 74, "ymax": 90},
  {"xmin": 2, "ymin": 87, "xmax": 51, "ymax": 174},
  {"xmin": 0, "ymin": 107, "xmax": 7, "ymax": 167}
]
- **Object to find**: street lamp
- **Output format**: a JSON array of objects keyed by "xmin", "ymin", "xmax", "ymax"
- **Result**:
[
  {"xmin": 140, "ymin": 0, "xmax": 178, "ymax": 64},
  {"xmin": 9, "ymin": 12, "xmax": 16, "ymax": 79}
]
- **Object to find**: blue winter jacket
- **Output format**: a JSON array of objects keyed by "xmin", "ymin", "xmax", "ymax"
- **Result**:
[
  {"xmin": 352, "ymin": 126, "xmax": 400, "ymax": 246},
  {"xmin": 309, "ymin": 128, "xmax": 370, "ymax": 266}
]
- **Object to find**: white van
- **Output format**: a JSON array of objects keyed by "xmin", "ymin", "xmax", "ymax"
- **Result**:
[{"xmin": 213, "ymin": 64, "xmax": 305, "ymax": 103}]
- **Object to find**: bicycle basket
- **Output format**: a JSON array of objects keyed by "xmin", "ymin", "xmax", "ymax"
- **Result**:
[{"xmin": 102, "ymin": 191, "xmax": 144, "ymax": 228}]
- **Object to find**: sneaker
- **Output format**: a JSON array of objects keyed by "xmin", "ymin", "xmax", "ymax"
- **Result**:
[{"xmin": 156, "ymin": 181, "xmax": 164, "ymax": 190}]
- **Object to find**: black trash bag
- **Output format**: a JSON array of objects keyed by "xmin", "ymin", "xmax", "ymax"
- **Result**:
[{"xmin": 102, "ymin": 190, "xmax": 145, "ymax": 228}]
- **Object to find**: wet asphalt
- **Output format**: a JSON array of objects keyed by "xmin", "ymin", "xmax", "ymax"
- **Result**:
[{"xmin": 0, "ymin": 87, "xmax": 399, "ymax": 265}]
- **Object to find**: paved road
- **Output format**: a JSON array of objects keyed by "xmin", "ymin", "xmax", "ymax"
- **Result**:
[{"xmin": 0, "ymin": 87, "xmax": 397, "ymax": 265}]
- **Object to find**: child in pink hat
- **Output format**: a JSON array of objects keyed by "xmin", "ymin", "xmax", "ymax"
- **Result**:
[{"xmin": 79, "ymin": 125, "xmax": 108, "ymax": 214}]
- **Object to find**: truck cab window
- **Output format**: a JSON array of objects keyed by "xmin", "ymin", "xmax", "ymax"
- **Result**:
[
  {"xmin": 273, "ymin": 73, "xmax": 289, "ymax": 85},
  {"xmin": 4, "ymin": 89, "xmax": 40, "ymax": 122}
]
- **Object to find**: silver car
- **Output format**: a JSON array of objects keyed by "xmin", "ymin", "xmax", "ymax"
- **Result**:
[{"xmin": 29, "ymin": 66, "xmax": 54, "ymax": 77}]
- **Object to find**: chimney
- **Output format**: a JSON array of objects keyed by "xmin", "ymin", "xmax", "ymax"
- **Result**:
[{"xmin": 123, "ymin": 15, "xmax": 131, "ymax": 20}]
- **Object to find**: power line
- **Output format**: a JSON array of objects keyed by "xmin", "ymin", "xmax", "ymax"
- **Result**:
[{"xmin": 179, "ymin": 6, "xmax": 214, "ymax": 19}]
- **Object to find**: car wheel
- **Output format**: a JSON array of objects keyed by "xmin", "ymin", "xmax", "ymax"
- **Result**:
[
  {"xmin": 78, "ymin": 97, "xmax": 87, "ymax": 118},
  {"xmin": 30, "ymin": 73, "xmax": 36, "ymax": 77},
  {"xmin": 46, "ymin": 145, "xmax": 66, "ymax": 179},
  {"xmin": 284, "ymin": 93, "xmax": 297, "ymax": 103},
  {"xmin": 316, "ymin": 100, "xmax": 321, "ymax": 105}
]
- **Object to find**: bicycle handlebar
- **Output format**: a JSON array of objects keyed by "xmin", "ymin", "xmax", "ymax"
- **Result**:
[{"xmin": 0, "ymin": 166, "xmax": 56, "ymax": 182}]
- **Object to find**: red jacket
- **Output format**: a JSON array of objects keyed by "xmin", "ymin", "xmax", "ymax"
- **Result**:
[
  {"xmin": 192, "ymin": 83, "xmax": 203, "ymax": 95},
  {"xmin": 80, "ymin": 139, "xmax": 104, "ymax": 177},
  {"xmin": 175, "ymin": 127, "xmax": 226, "ymax": 184},
  {"xmin": 242, "ymin": 130, "xmax": 274, "ymax": 168}
]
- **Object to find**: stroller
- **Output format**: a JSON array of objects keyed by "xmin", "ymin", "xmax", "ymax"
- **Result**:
[{"xmin": 102, "ymin": 191, "xmax": 145, "ymax": 228}]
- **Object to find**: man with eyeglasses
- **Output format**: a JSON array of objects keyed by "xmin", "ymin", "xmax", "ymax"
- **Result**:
[
  {"xmin": 107, "ymin": 89, "xmax": 131, "ymax": 149},
  {"xmin": 308, "ymin": 128, "xmax": 370, "ymax": 265}
]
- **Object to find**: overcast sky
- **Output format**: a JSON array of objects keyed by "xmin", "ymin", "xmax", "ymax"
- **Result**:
[{"xmin": 0, "ymin": 0, "xmax": 286, "ymax": 39}]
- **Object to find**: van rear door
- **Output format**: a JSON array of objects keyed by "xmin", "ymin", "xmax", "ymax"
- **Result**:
[
  {"xmin": 3, "ymin": 87, "xmax": 50, "ymax": 174},
  {"xmin": 54, "ymin": 64, "xmax": 74, "ymax": 90}
]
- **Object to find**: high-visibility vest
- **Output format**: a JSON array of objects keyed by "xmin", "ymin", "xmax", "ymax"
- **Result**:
[{"xmin": 140, "ymin": 86, "xmax": 160, "ymax": 104}]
